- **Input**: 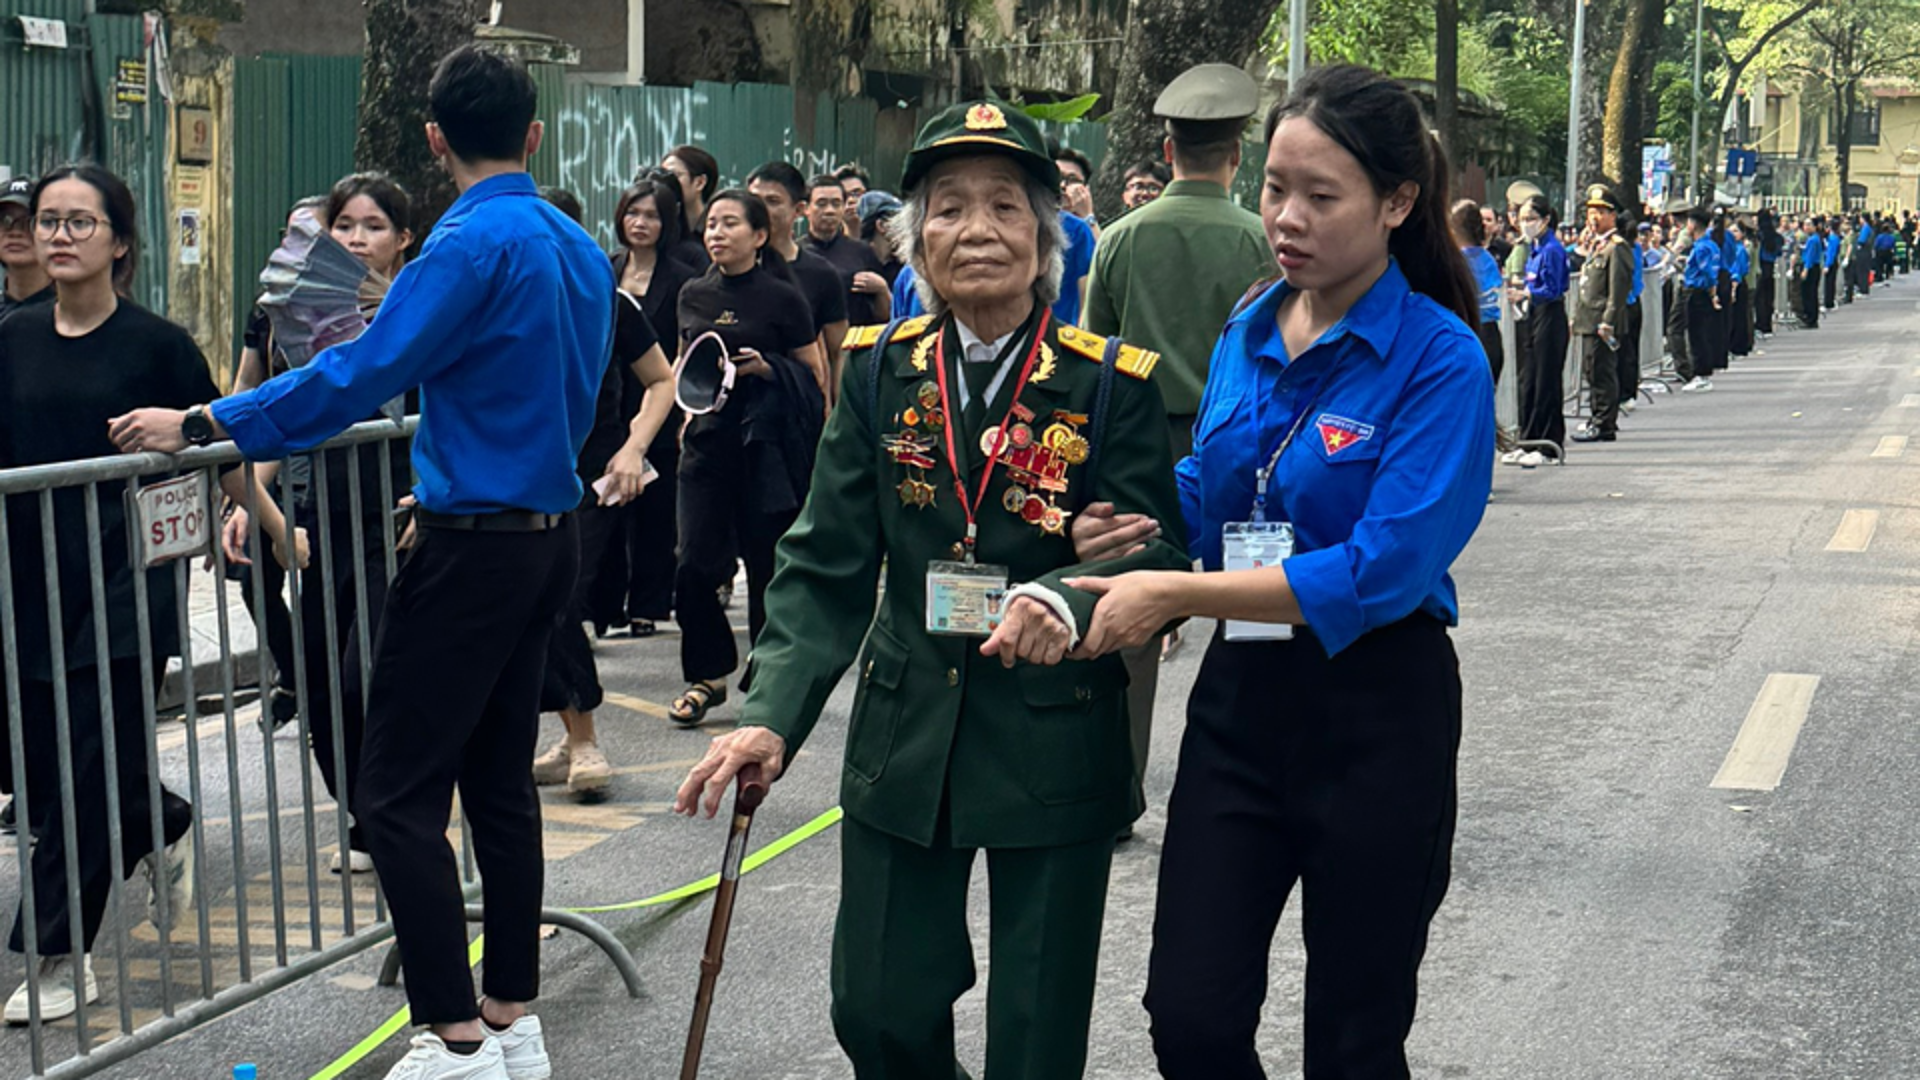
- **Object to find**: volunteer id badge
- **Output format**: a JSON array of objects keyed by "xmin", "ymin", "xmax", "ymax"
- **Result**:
[
  {"xmin": 926, "ymin": 560, "xmax": 1010, "ymax": 636},
  {"xmin": 1222, "ymin": 521, "xmax": 1295, "ymax": 641}
]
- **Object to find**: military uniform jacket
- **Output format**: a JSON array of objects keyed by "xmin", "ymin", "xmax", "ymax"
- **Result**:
[
  {"xmin": 739, "ymin": 311, "xmax": 1190, "ymax": 849},
  {"xmin": 1572, "ymin": 232, "xmax": 1633, "ymax": 336}
]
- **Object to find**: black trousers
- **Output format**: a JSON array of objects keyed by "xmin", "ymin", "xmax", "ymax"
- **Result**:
[
  {"xmin": 355, "ymin": 520, "xmax": 576, "ymax": 1025},
  {"xmin": 1800, "ymin": 267, "xmax": 1821, "ymax": 327},
  {"xmin": 9, "ymin": 659, "xmax": 192, "ymax": 955},
  {"xmin": 1823, "ymin": 261, "xmax": 1838, "ymax": 308},
  {"xmin": 1664, "ymin": 278, "xmax": 1692, "ymax": 379},
  {"xmin": 1144, "ymin": 619, "xmax": 1461, "ymax": 1080},
  {"xmin": 1472, "ymin": 321, "xmax": 1503, "ymax": 386},
  {"xmin": 1729, "ymin": 285, "xmax": 1754, "ymax": 358},
  {"xmin": 1517, "ymin": 299, "xmax": 1567, "ymax": 448},
  {"xmin": 1617, "ymin": 300, "xmax": 1642, "ymax": 403},
  {"xmin": 588, "ymin": 440, "xmax": 679, "ymax": 628},
  {"xmin": 1756, "ymin": 261, "xmax": 1775, "ymax": 334},
  {"xmin": 1685, "ymin": 288, "xmax": 1722, "ymax": 378},
  {"xmin": 296, "ymin": 508, "xmax": 393, "ymax": 854},
  {"xmin": 539, "ymin": 499, "xmax": 620, "ymax": 715},
  {"xmin": 1581, "ymin": 334, "xmax": 1620, "ymax": 434},
  {"xmin": 674, "ymin": 434, "xmax": 798, "ymax": 685}
]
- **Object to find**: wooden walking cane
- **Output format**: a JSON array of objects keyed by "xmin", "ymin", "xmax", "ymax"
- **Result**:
[{"xmin": 678, "ymin": 762, "xmax": 770, "ymax": 1080}]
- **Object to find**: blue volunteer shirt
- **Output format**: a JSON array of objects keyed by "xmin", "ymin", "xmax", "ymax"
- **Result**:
[
  {"xmin": 1825, "ymin": 232, "xmax": 1842, "ymax": 265},
  {"xmin": 892, "ymin": 263, "xmax": 924, "ymax": 319},
  {"xmin": 1463, "ymin": 245, "xmax": 1501, "ymax": 324},
  {"xmin": 1525, "ymin": 233, "xmax": 1568, "ymax": 302},
  {"xmin": 1728, "ymin": 239, "xmax": 1750, "ymax": 280},
  {"xmin": 1683, "ymin": 233, "xmax": 1722, "ymax": 288},
  {"xmin": 1877, "ymin": 231, "xmax": 1896, "ymax": 252},
  {"xmin": 1628, "ymin": 240, "xmax": 1645, "ymax": 305},
  {"xmin": 1175, "ymin": 259, "xmax": 1494, "ymax": 656},
  {"xmin": 214, "ymin": 174, "xmax": 615, "ymax": 515},
  {"xmin": 1858, "ymin": 222, "xmax": 1874, "ymax": 247}
]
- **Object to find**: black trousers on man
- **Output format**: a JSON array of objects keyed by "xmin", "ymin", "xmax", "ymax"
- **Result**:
[
  {"xmin": 1756, "ymin": 261, "xmax": 1776, "ymax": 334},
  {"xmin": 1685, "ymin": 287, "xmax": 1722, "ymax": 378},
  {"xmin": 9, "ymin": 659, "xmax": 192, "ymax": 956},
  {"xmin": 1144, "ymin": 619, "xmax": 1461, "ymax": 1080},
  {"xmin": 1664, "ymin": 278, "xmax": 1693, "ymax": 380},
  {"xmin": 1800, "ymin": 266, "xmax": 1821, "ymax": 327},
  {"xmin": 1824, "ymin": 260, "xmax": 1839, "ymax": 309},
  {"xmin": 356, "ymin": 518, "xmax": 576, "ymax": 1025},
  {"xmin": 1616, "ymin": 300, "xmax": 1642, "ymax": 404},
  {"xmin": 1582, "ymin": 335, "xmax": 1620, "ymax": 435}
]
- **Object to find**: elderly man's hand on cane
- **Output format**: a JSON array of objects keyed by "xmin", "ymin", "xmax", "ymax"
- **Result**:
[{"xmin": 676, "ymin": 727, "xmax": 788, "ymax": 819}]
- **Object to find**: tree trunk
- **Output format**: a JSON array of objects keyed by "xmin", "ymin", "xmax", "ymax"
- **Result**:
[
  {"xmin": 1092, "ymin": 0, "xmax": 1286, "ymax": 221},
  {"xmin": 1435, "ymin": 0, "xmax": 1460, "ymax": 174},
  {"xmin": 356, "ymin": 0, "xmax": 487, "ymax": 238},
  {"xmin": 1602, "ymin": 0, "xmax": 1664, "ymax": 206},
  {"xmin": 1837, "ymin": 80, "xmax": 1856, "ymax": 207}
]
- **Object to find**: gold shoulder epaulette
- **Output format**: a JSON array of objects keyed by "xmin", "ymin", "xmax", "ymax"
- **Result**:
[
  {"xmin": 1055, "ymin": 324, "xmax": 1158, "ymax": 380},
  {"xmin": 1610, "ymin": 234, "xmax": 1629, "ymax": 246},
  {"xmin": 843, "ymin": 315, "xmax": 934, "ymax": 351}
]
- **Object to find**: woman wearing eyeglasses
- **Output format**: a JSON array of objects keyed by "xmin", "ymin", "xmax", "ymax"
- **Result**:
[
  {"xmin": 667, "ymin": 190, "xmax": 826, "ymax": 725},
  {"xmin": 0, "ymin": 165, "xmax": 302, "ymax": 1020}
]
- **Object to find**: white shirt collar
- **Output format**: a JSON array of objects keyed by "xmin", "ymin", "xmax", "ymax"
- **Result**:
[{"xmin": 954, "ymin": 319, "xmax": 1016, "ymax": 364}]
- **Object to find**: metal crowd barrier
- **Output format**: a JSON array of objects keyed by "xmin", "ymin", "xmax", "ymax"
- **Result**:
[{"xmin": 0, "ymin": 419, "xmax": 637, "ymax": 1079}]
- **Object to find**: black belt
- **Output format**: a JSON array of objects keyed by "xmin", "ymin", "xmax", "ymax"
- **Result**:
[{"xmin": 416, "ymin": 508, "xmax": 567, "ymax": 533}]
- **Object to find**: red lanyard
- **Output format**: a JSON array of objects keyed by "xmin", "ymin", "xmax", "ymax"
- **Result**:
[{"xmin": 931, "ymin": 308, "xmax": 1051, "ymax": 561}]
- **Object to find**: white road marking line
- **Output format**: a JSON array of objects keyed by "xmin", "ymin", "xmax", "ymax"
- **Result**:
[
  {"xmin": 1711, "ymin": 674, "xmax": 1821, "ymax": 791},
  {"xmin": 1825, "ymin": 509, "xmax": 1879, "ymax": 552},
  {"xmin": 1903, "ymin": 394, "xmax": 1920, "ymax": 408},
  {"xmin": 1872, "ymin": 435, "xmax": 1909, "ymax": 458}
]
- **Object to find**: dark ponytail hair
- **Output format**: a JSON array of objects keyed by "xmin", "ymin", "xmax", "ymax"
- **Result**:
[
  {"xmin": 1521, "ymin": 193, "xmax": 1558, "ymax": 232},
  {"xmin": 1265, "ymin": 65, "xmax": 1478, "ymax": 328},
  {"xmin": 33, "ymin": 163, "xmax": 140, "ymax": 297},
  {"xmin": 704, "ymin": 189, "xmax": 794, "ymax": 282}
]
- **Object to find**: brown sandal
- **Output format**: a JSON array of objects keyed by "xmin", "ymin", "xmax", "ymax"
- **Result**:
[{"xmin": 670, "ymin": 680, "xmax": 727, "ymax": 727}]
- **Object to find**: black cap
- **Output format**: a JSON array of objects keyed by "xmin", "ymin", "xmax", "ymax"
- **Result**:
[
  {"xmin": 0, "ymin": 178, "xmax": 31, "ymax": 208},
  {"xmin": 900, "ymin": 101, "xmax": 1059, "ymax": 194}
]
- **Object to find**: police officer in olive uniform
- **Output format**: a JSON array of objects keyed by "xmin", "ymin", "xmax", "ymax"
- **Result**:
[
  {"xmin": 1572, "ymin": 184, "xmax": 1634, "ymax": 443},
  {"xmin": 677, "ymin": 102, "xmax": 1189, "ymax": 1079}
]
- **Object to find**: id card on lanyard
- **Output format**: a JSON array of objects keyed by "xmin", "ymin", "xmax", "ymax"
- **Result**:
[{"xmin": 1222, "ymin": 361, "xmax": 1336, "ymax": 642}]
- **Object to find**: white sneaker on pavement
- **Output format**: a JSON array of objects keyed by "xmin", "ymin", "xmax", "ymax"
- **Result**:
[
  {"xmin": 1499, "ymin": 449, "xmax": 1525, "ymax": 466},
  {"xmin": 486, "ymin": 1014, "xmax": 553, "ymax": 1080},
  {"xmin": 531, "ymin": 740, "xmax": 570, "ymax": 786},
  {"xmin": 1681, "ymin": 376, "xmax": 1714, "ymax": 393},
  {"xmin": 4, "ymin": 955, "xmax": 98, "ymax": 1024},
  {"xmin": 1517, "ymin": 450, "xmax": 1547, "ymax": 468},
  {"xmin": 1620, "ymin": 398, "xmax": 1637, "ymax": 414},
  {"xmin": 142, "ymin": 837, "xmax": 194, "ymax": 933},
  {"xmin": 382, "ymin": 1033, "xmax": 508, "ymax": 1080},
  {"xmin": 330, "ymin": 848, "xmax": 374, "ymax": 874}
]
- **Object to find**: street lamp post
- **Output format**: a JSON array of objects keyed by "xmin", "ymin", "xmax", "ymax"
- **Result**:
[
  {"xmin": 1288, "ymin": 0, "xmax": 1308, "ymax": 90},
  {"xmin": 1690, "ymin": 0, "xmax": 1705, "ymax": 204},
  {"xmin": 1565, "ymin": 0, "xmax": 1587, "ymax": 223}
]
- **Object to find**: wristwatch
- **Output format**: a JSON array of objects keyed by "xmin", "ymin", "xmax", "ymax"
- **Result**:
[{"xmin": 182, "ymin": 404, "xmax": 215, "ymax": 447}]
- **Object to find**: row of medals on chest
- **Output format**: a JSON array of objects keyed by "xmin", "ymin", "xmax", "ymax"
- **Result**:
[{"xmin": 881, "ymin": 340, "xmax": 1091, "ymax": 540}]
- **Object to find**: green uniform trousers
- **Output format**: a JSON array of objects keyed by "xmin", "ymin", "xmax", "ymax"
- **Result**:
[{"xmin": 830, "ymin": 815, "xmax": 1115, "ymax": 1079}]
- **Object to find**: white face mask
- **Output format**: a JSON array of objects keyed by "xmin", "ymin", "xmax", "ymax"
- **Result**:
[{"xmin": 1522, "ymin": 221, "xmax": 1544, "ymax": 240}]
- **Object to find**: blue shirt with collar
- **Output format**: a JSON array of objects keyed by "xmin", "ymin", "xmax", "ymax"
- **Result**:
[
  {"xmin": 1525, "ymin": 232, "xmax": 1567, "ymax": 302},
  {"xmin": 1683, "ymin": 233, "xmax": 1721, "ymax": 288},
  {"xmin": 214, "ymin": 173, "xmax": 614, "ymax": 515},
  {"xmin": 1727, "ymin": 238, "xmax": 1750, "ymax": 280},
  {"xmin": 1628, "ymin": 240, "xmax": 1645, "ymax": 304},
  {"xmin": 1825, "ymin": 232, "xmax": 1842, "ymax": 264},
  {"xmin": 1175, "ymin": 260, "xmax": 1493, "ymax": 656},
  {"xmin": 1858, "ymin": 222, "xmax": 1874, "ymax": 246}
]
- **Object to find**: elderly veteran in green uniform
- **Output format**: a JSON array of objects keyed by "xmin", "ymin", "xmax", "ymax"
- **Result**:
[
  {"xmin": 1570, "ymin": 182, "xmax": 1635, "ymax": 443},
  {"xmin": 676, "ymin": 100, "xmax": 1188, "ymax": 1078},
  {"xmin": 1083, "ymin": 62, "xmax": 1274, "ymax": 810}
]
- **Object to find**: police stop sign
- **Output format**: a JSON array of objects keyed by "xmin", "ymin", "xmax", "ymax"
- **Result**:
[{"xmin": 133, "ymin": 472, "xmax": 211, "ymax": 567}]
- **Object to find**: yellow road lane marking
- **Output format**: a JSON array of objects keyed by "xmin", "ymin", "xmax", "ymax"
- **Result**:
[
  {"xmin": 1826, "ymin": 509, "xmax": 1879, "ymax": 552},
  {"xmin": 1711, "ymin": 674, "xmax": 1821, "ymax": 791},
  {"xmin": 602, "ymin": 690, "xmax": 671, "ymax": 719},
  {"xmin": 1872, "ymin": 436, "xmax": 1909, "ymax": 458}
]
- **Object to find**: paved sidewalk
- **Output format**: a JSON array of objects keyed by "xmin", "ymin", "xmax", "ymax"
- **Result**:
[{"xmin": 160, "ymin": 568, "xmax": 262, "ymax": 710}]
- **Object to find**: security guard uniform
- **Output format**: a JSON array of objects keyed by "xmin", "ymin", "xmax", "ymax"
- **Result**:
[
  {"xmin": 1571, "ymin": 184, "xmax": 1634, "ymax": 441},
  {"xmin": 737, "ymin": 102, "xmax": 1190, "ymax": 1079}
]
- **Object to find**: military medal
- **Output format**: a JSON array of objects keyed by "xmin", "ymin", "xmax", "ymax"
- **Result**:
[
  {"xmin": 1039, "ymin": 499, "xmax": 1071, "ymax": 536},
  {"xmin": 1002, "ymin": 485, "xmax": 1028, "ymax": 513},
  {"xmin": 915, "ymin": 380, "xmax": 940, "ymax": 410},
  {"xmin": 1008, "ymin": 422, "xmax": 1033, "ymax": 450}
]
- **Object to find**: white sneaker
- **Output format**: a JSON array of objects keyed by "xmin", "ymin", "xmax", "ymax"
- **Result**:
[
  {"xmin": 1620, "ymin": 398, "xmax": 1637, "ymax": 414},
  {"xmin": 4, "ymin": 955, "xmax": 98, "ymax": 1024},
  {"xmin": 1499, "ymin": 449, "xmax": 1526, "ymax": 466},
  {"xmin": 487, "ymin": 1014, "xmax": 552, "ymax": 1080},
  {"xmin": 382, "ymin": 1033, "xmax": 509, "ymax": 1080},
  {"xmin": 142, "ymin": 837, "xmax": 194, "ymax": 933},
  {"xmin": 1517, "ymin": 450, "xmax": 1547, "ymax": 468},
  {"xmin": 330, "ymin": 848, "xmax": 374, "ymax": 874},
  {"xmin": 1681, "ymin": 376, "xmax": 1714, "ymax": 393}
]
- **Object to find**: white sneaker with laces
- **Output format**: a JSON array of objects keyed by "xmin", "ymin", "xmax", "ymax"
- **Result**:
[
  {"xmin": 142, "ymin": 838, "xmax": 194, "ymax": 933},
  {"xmin": 1517, "ymin": 450, "xmax": 1547, "ymax": 468},
  {"xmin": 382, "ymin": 1033, "xmax": 508, "ymax": 1080},
  {"xmin": 330, "ymin": 848, "xmax": 375, "ymax": 874},
  {"xmin": 1499, "ymin": 449, "xmax": 1526, "ymax": 466},
  {"xmin": 487, "ymin": 1014, "xmax": 553, "ymax": 1080},
  {"xmin": 4, "ymin": 955, "xmax": 98, "ymax": 1024}
]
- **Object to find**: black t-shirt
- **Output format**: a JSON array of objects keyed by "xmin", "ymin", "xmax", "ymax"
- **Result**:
[
  {"xmin": 0, "ymin": 281, "xmax": 54, "ymax": 328},
  {"xmin": 677, "ymin": 265, "xmax": 817, "ymax": 424},
  {"xmin": 0, "ymin": 301, "xmax": 221, "ymax": 678},
  {"xmin": 613, "ymin": 250, "xmax": 693, "ymax": 463},
  {"xmin": 578, "ymin": 292, "xmax": 662, "ymax": 483},
  {"xmin": 789, "ymin": 249, "xmax": 848, "ymax": 337},
  {"xmin": 806, "ymin": 231, "xmax": 885, "ymax": 326}
]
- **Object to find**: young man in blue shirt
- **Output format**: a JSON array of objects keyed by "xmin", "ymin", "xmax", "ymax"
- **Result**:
[{"xmin": 110, "ymin": 45, "xmax": 611, "ymax": 1080}]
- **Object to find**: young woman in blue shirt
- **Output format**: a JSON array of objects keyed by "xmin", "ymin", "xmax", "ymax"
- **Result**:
[
  {"xmin": 1452, "ymin": 198, "xmax": 1504, "ymax": 383},
  {"xmin": 1517, "ymin": 193, "xmax": 1568, "ymax": 450},
  {"xmin": 1067, "ymin": 65, "xmax": 1493, "ymax": 1079}
]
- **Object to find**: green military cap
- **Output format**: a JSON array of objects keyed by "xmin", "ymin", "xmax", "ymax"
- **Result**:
[
  {"xmin": 1584, "ymin": 183, "xmax": 1622, "ymax": 212},
  {"xmin": 901, "ymin": 100, "xmax": 1059, "ymax": 194},
  {"xmin": 1154, "ymin": 63, "xmax": 1260, "ymax": 122}
]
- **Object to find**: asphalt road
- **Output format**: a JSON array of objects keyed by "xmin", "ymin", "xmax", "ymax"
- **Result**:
[{"xmin": 4, "ymin": 276, "xmax": 1919, "ymax": 1079}]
